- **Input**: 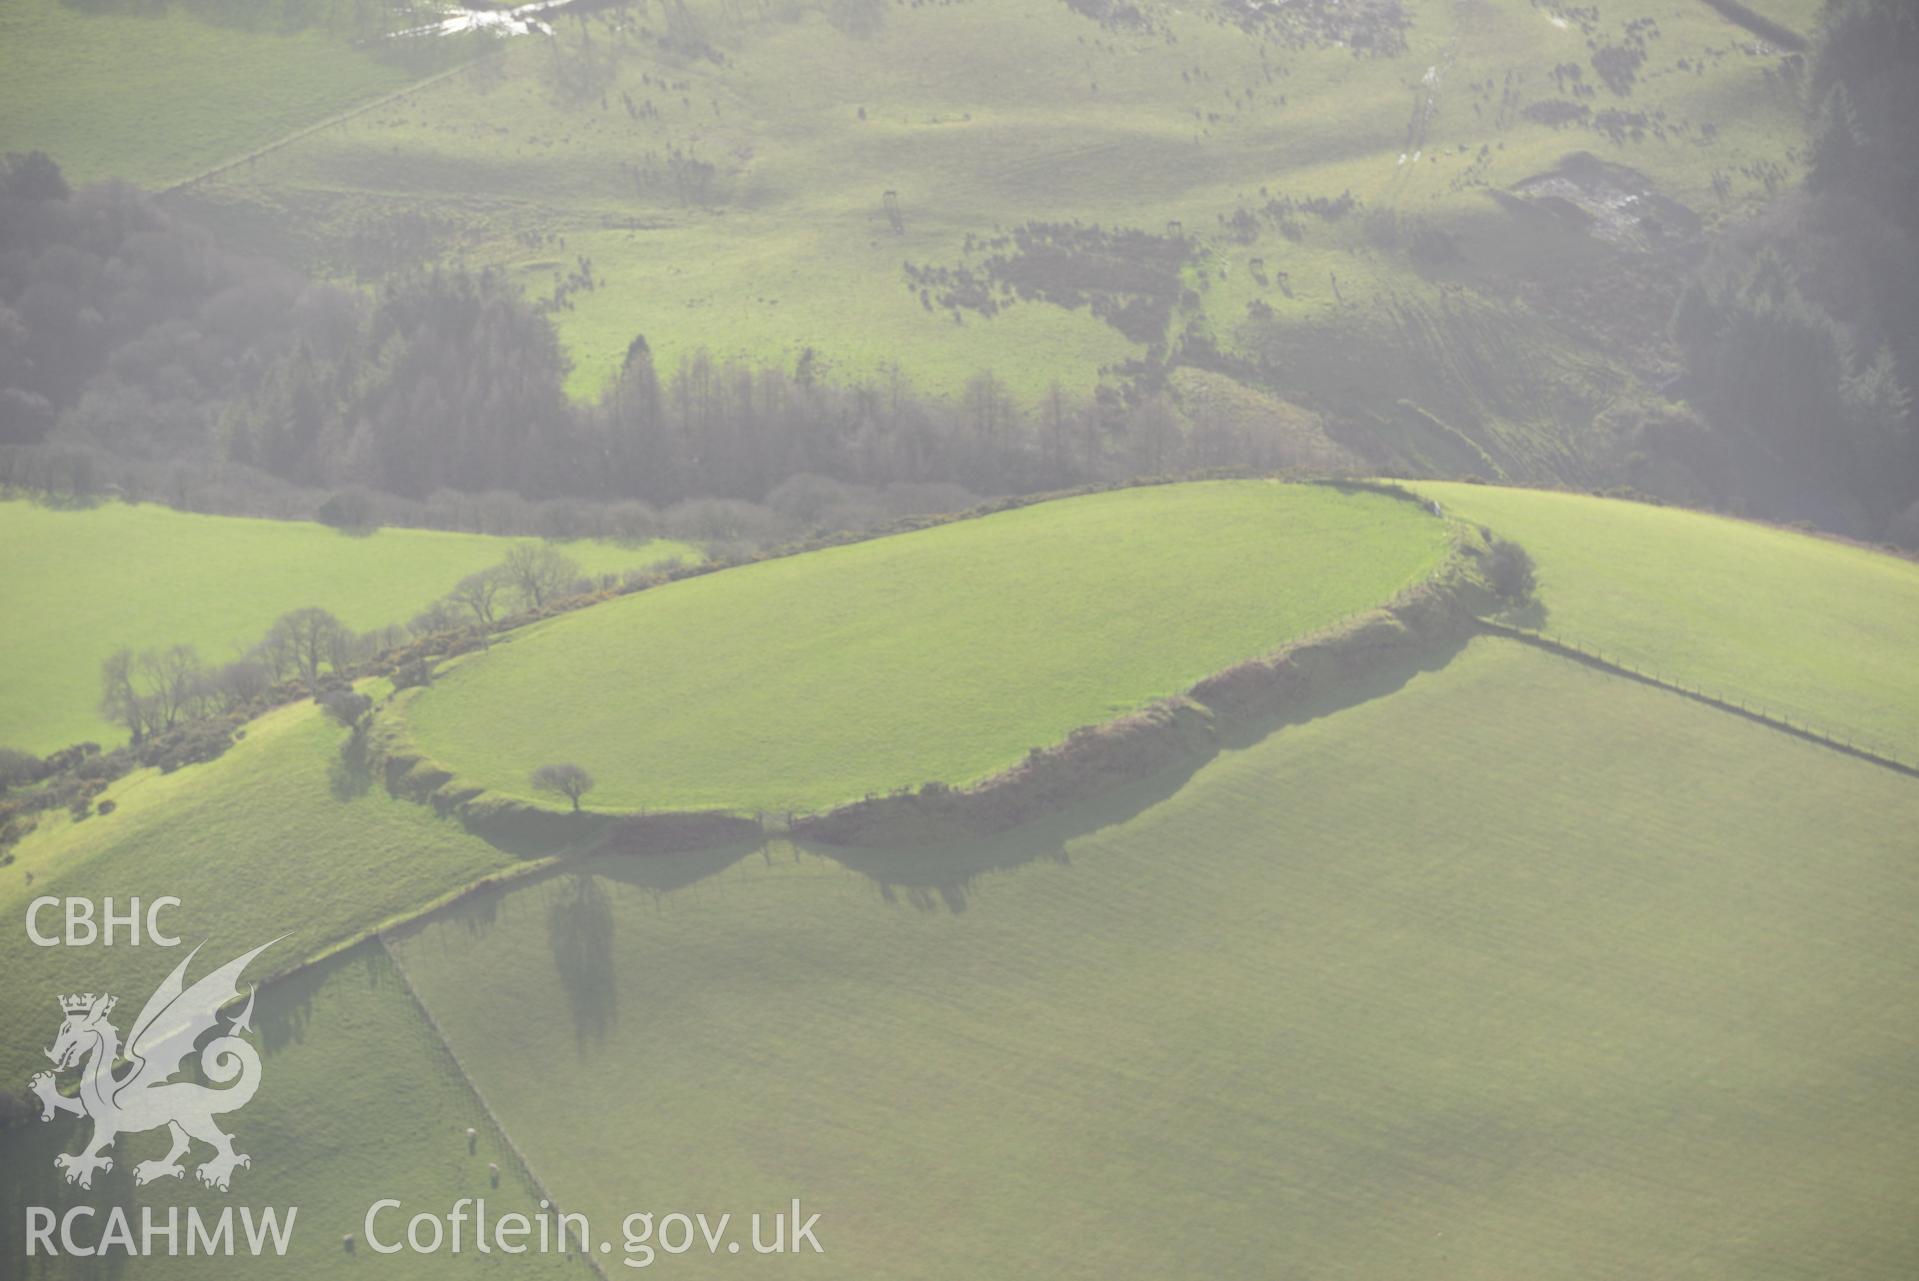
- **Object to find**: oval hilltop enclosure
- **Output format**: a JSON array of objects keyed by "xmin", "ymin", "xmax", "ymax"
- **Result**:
[{"xmin": 402, "ymin": 481, "xmax": 1452, "ymax": 813}]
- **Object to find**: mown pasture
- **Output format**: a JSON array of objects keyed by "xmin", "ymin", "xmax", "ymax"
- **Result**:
[
  {"xmin": 0, "ymin": 499, "xmax": 693, "ymax": 753},
  {"xmin": 402, "ymin": 481, "xmax": 1452, "ymax": 812},
  {"xmin": 391, "ymin": 636, "xmax": 1919, "ymax": 1280}
]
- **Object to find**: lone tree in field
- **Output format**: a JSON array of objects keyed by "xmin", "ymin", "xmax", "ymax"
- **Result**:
[
  {"xmin": 531, "ymin": 762, "xmax": 595, "ymax": 812},
  {"xmin": 501, "ymin": 543, "xmax": 582, "ymax": 611}
]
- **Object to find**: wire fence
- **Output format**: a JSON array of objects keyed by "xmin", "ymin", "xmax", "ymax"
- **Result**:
[
  {"xmin": 381, "ymin": 935, "xmax": 610, "ymax": 1279},
  {"xmin": 158, "ymin": 50, "xmax": 503, "ymax": 196},
  {"xmin": 1478, "ymin": 619, "xmax": 1919, "ymax": 778}
]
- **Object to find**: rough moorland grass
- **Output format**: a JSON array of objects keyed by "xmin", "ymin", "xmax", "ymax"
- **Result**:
[
  {"xmin": 0, "ymin": 499, "xmax": 694, "ymax": 754},
  {"xmin": 1413, "ymin": 482, "xmax": 1919, "ymax": 757},
  {"xmin": 0, "ymin": 0, "xmax": 438, "ymax": 188},
  {"xmin": 403, "ymin": 482, "xmax": 1451, "ymax": 812},
  {"xmin": 391, "ymin": 636, "xmax": 1919, "ymax": 1280},
  {"xmin": 0, "ymin": 699, "xmax": 561, "ymax": 1090},
  {"xmin": 0, "ymin": 941, "xmax": 576, "ymax": 1280}
]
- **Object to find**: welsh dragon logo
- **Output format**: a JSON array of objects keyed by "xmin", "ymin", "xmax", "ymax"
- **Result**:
[{"xmin": 28, "ymin": 939, "xmax": 279, "ymax": 1193}]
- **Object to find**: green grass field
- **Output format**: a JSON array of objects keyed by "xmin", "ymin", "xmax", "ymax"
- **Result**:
[
  {"xmin": 0, "ymin": 0, "xmax": 449, "ymax": 189},
  {"xmin": 402, "ymin": 482, "xmax": 1451, "ymax": 812},
  {"xmin": 0, "ymin": 940, "xmax": 579, "ymax": 1279},
  {"xmin": 8, "ymin": 3, "xmax": 1916, "ymax": 1275},
  {"xmin": 0, "ymin": 499, "xmax": 694, "ymax": 754},
  {"xmin": 0, "ymin": 697, "xmax": 575, "ymax": 1091},
  {"xmin": 1414, "ymin": 482, "xmax": 1919, "ymax": 758},
  {"xmin": 169, "ymin": 0, "xmax": 1820, "ymax": 409},
  {"xmin": 389, "ymin": 636, "xmax": 1919, "ymax": 1279}
]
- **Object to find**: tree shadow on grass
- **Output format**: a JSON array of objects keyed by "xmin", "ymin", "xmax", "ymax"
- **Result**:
[
  {"xmin": 389, "ymin": 839, "xmax": 757, "ymax": 1053},
  {"xmin": 547, "ymin": 873, "xmax": 617, "ymax": 1053},
  {"xmin": 400, "ymin": 837, "xmax": 754, "ymax": 940},
  {"xmin": 255, "ymin": 937, "xmax": 402, "ymax": 1059}
]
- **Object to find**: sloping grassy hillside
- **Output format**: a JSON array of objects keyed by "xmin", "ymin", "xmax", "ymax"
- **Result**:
[
  {"xmin": 0, "ymin": 499, "xmax": 694, "ymax": 753},
  {"xmin": 0, "ymin": 941, "xmax": 579, "ymax": 1279},
  {"xmin": 391, "ymin": 637, "xmax": 1919, "ymax": 1280},
  {"xmin": 0, "ymin": 698, "xmax": 573, "ymax": 1089},
  {"xmin": 178, "ymin": 0, "xmax": 1819, "ymax": 407},
  {"xmin": 0, "ymin": 0, "xmax": 445, "ymax": 188},
  {"xmin": 403, "ymin": 482, "xmax": 1451, "ymax": 812},
  {"xmin": 1414, "ymin": 483, "xmax": 1919, "ymax": 758}
]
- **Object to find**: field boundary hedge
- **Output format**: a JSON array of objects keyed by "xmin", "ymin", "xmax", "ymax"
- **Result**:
[{"xmin": 1480, "ymin": 620, "xmax": 1919, "ymax": 777}]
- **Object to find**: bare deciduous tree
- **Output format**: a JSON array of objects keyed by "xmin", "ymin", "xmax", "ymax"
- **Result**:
[
  {"xmin": 449, "ymin": 570, "xmax": 508, "ymax": 644},
  {"xmin": 213, "ymin": 660, "xmax": 271, "ymax": 711},
  {"xmin": 501, "ymin": 543, "xmax": 583, "ymax": 611},
  {"xmin": 100, "ymin": 644, "xmax": 212, "ymax": 742},
  {"xmin": 137, "ymin": 644, "xmax": 203, "ymax": 731},
  {"xmin": 267, "ymin": 608, "xmax": 347, "ymax": 689},
  {"xmin": 530, "ymin": 762, "xmax": 595, "ymax": 812},
  {"xmin": 251, "ymin": 625, "xmax": 297, "ymax": 682},
  {"xmin": 408, "ymin": 599, "xmax": 466, "ymax": 638},
  {"xmin": 99, "ymin": 648, "xmax": 152, "ymax": 743}
]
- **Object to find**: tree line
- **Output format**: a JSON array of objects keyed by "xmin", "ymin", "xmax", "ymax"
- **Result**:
[
  {"xmin": 92, "ymin": 541, "xmax": 626, "ymax": 746},
  {"xmin": 0, "ymin": 538, "xmax": 671, "ymax": 865},
  {"xmin": 0, "ymin": 153, "xmax": 1327, "ymax": 537},
  {"xmin": 1662, "ymin": 0, "xmax": 1919, "ymax": 543}
]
